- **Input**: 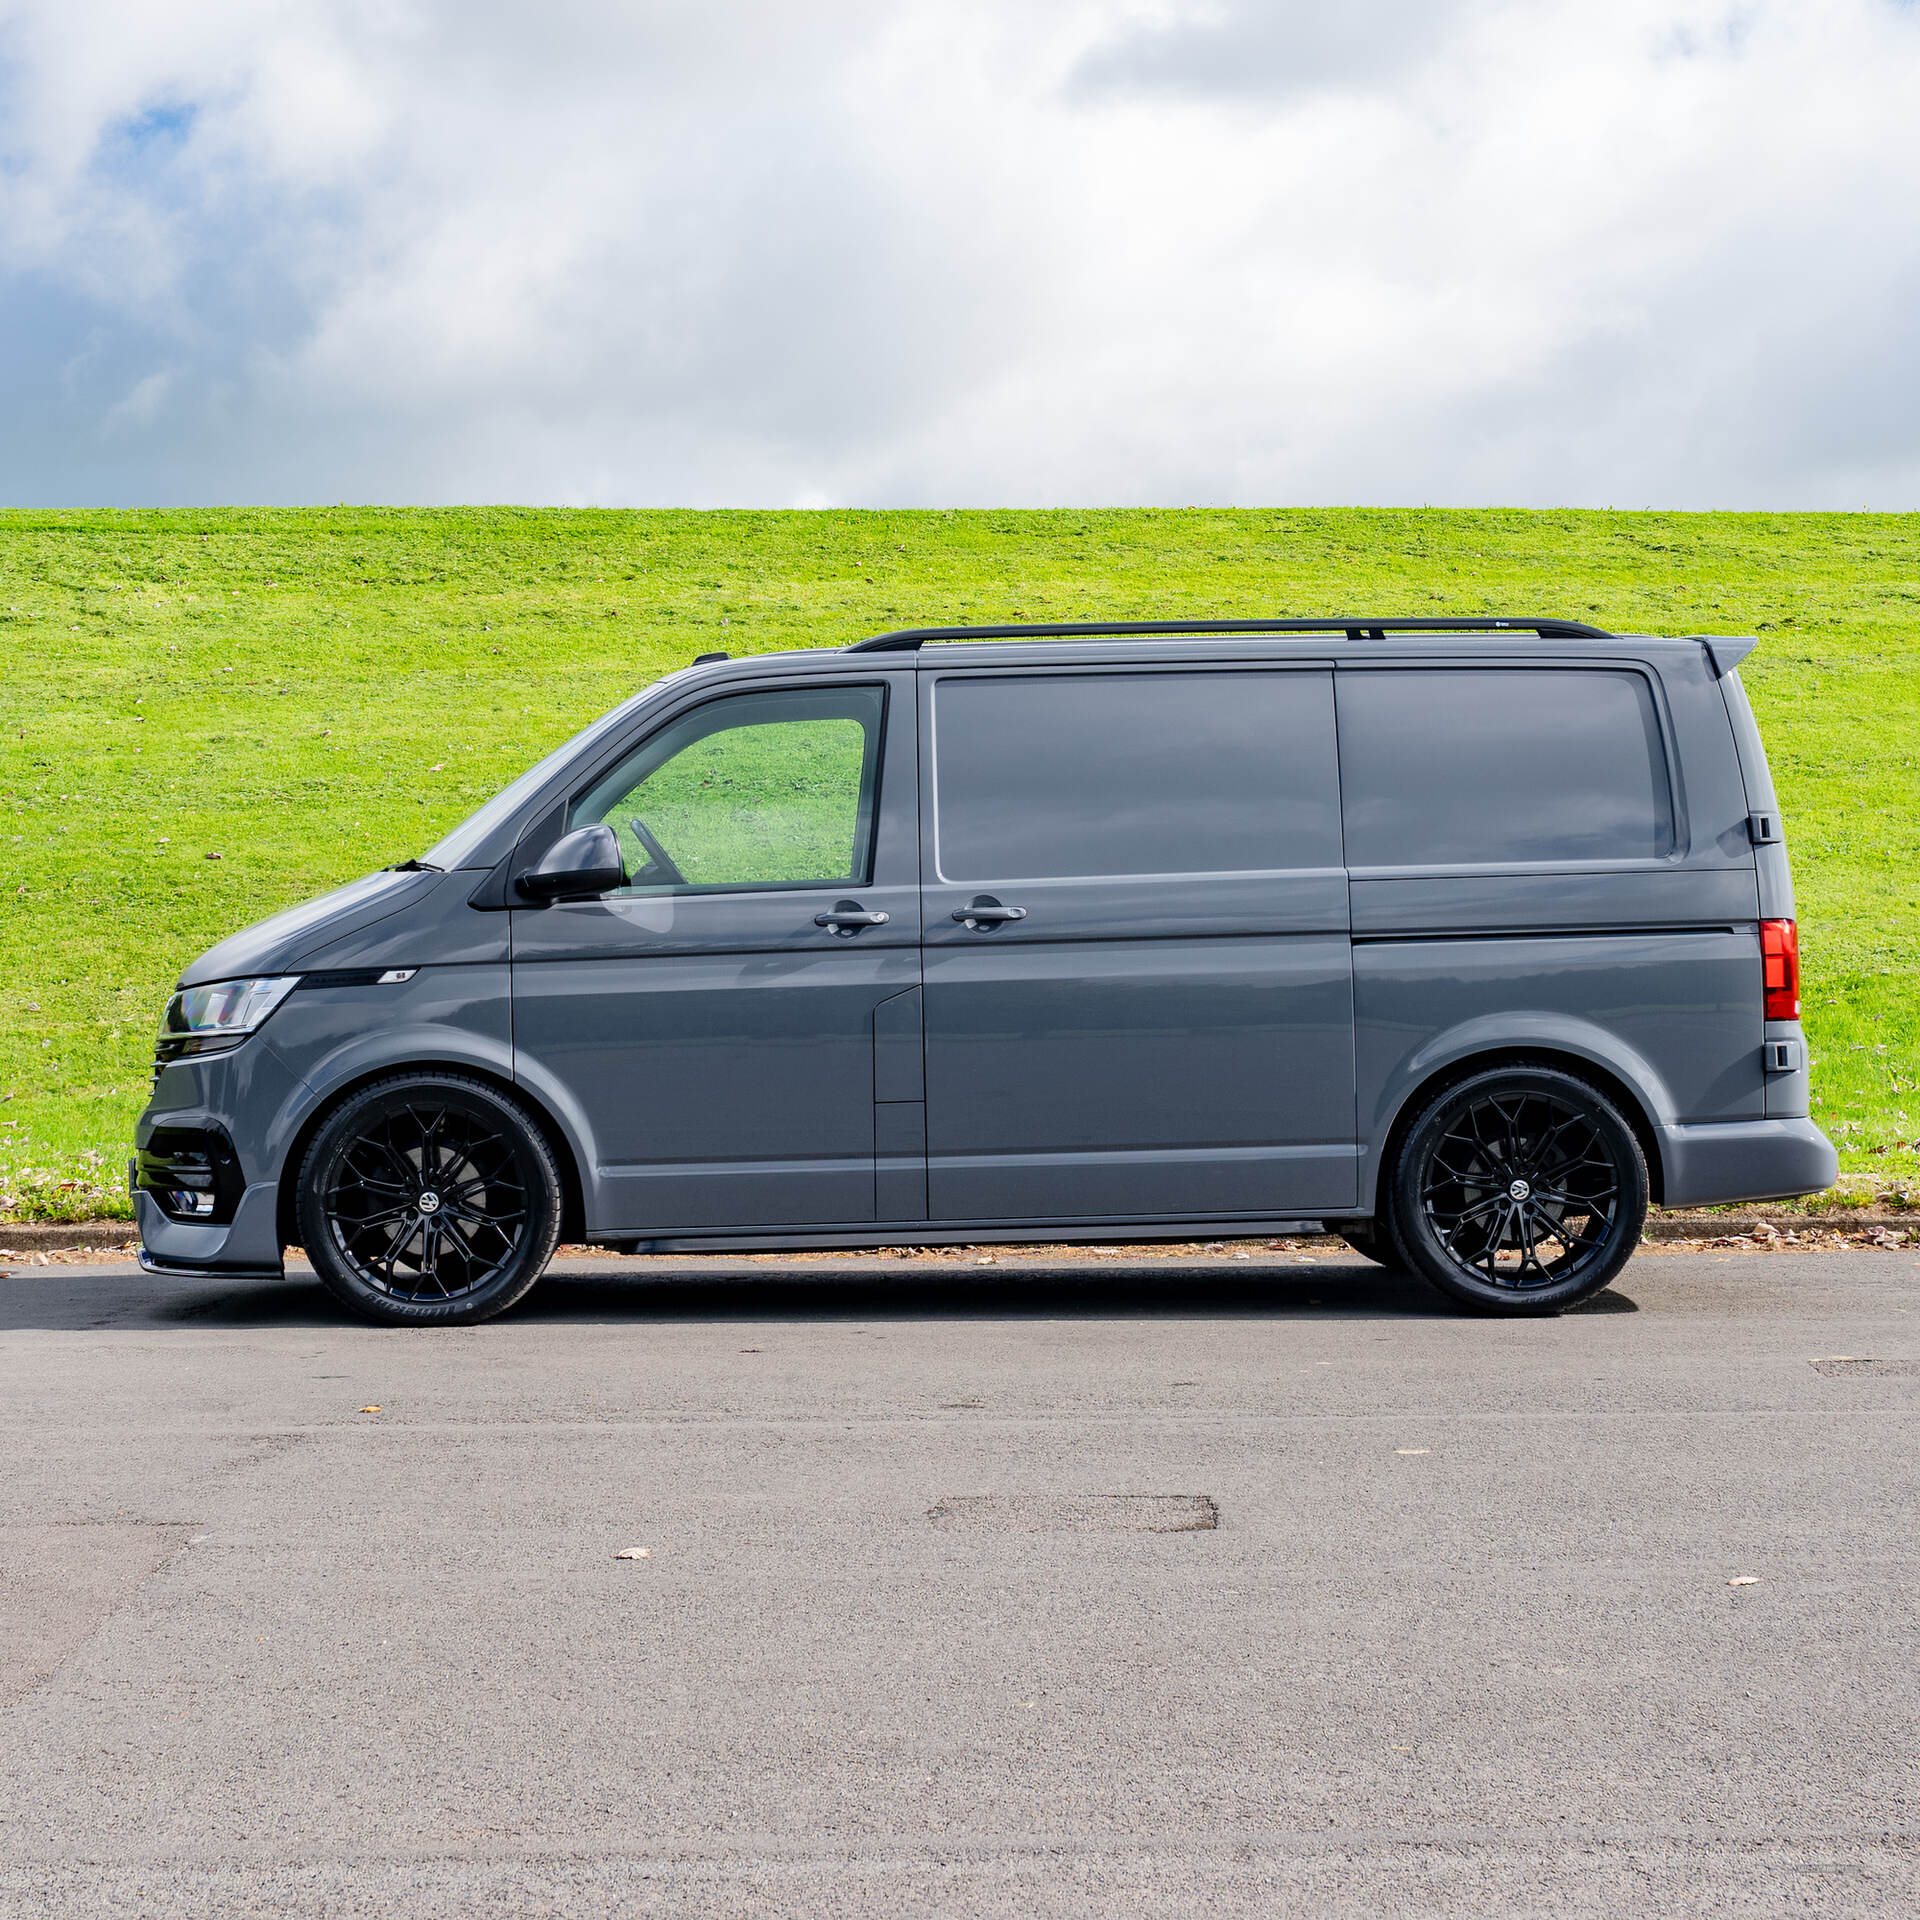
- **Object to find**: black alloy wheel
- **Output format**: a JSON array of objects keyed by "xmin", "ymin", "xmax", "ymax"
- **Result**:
[
  {"xmin": 296, "ymin": 1073, "xmax": 562, "ymax": 1326},
  {"xmin": 1388, "ymin": 1065, "xmax": 1647, "ymax": 1314}
]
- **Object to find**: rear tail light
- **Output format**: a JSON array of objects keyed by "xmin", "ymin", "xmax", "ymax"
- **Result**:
[{"xmin": 1761, "ymin": 918, "xmax": 1800, "ymax": 1021}]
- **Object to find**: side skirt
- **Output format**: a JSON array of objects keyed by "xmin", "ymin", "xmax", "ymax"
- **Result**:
[{"xmin": 594, "ymin": 1215, "xmax": 1353, "ymax": 1255}]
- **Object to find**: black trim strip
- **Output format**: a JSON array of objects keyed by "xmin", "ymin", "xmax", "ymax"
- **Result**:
[
  {"xmin": 1352, "ymin": 924, "xmax": 1740, "ymax": 946},
  {"xmin": 152, "ymin": 1033, "xmax": 245, "ymax": 1067}
]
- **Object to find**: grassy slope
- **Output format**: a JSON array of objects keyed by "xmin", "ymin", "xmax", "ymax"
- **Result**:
[{"xmin": 1, "ymin": 506, "xmax": 1914, "ymax": 1221}]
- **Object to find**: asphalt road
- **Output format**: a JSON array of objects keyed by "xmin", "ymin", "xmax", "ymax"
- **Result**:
[{"xmin": 2, "ymin": 1245, "xmax": 1917, "ymax": 1917}]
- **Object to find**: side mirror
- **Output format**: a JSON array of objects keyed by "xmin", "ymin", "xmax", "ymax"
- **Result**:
[{"xmin": 517, "ymin": 824, "xmax": 625, "ymax": 902}]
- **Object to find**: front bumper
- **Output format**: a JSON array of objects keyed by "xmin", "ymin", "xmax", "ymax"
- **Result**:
[
  {"xmin": 134, "ymin": 1185, "xmax": 286, "ymax": 1278},
  {"xmin": 1658, "ymin": 1117, "xmax": 1838, "ymax": 1208}
]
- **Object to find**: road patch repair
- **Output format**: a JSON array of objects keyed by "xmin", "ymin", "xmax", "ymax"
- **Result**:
[
  {"xmin": 926, "ymin": 1494, "xmax": 1219, "ymax": 1533},
  {"xmin": 0, "ymin": 1523, "xmax": 195, "ymax": 1706}
]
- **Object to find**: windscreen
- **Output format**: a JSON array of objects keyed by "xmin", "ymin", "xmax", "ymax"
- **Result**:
[{"xmin": 414, "ymin": 686, "xmax": 665, "ymax": 871}]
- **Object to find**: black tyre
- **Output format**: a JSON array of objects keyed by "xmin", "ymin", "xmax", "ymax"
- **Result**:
[
  {"xmin": 296, "ymin": 1073, "xmax": 563, "ymax": 1326},
  {"xmin": 1387, "ymin": 1066, "xmax": 1647, "ymax": 1315}
]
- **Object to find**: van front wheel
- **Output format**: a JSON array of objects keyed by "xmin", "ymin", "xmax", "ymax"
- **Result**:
[
  {"xmin": 296, "ymin": 1073, "xmax": 563, "ymax": 1326},
  {"xmin": 1388, "ymin": 1066, "xmax": 1647, "ymax": 1315}
]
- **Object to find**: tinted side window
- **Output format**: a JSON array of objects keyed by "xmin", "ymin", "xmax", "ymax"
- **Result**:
[
  {"xmin": 933, "ymin": 670, "xmax": 1341, "ymax": 881},
  {"xmin": 1338, "ymin": 669, "xmax": 1674, "ymax": 867},
  {"xmin": 570, "ymin": 686, "xmax": 885, "ymax": 893}
]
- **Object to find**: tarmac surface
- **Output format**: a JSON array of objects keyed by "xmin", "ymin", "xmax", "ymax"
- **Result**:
[{"xmin": 2, "ymin": 1244, "xmax": 1917, "ymax": 1917}]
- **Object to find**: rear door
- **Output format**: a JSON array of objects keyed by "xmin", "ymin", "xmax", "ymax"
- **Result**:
[{"xmin": 917, "ymin": 662, "xmax": 1356, "ymax": 1224}]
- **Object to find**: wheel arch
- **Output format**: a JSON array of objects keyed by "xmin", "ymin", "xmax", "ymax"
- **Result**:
[
  {"xmin": 1364, "ymin": 1045, "xmax": 1667, "ymax": 1217},
  {"xmin": 274, "ymin": 1061, "xmax": 589, "ymax": 1252}
]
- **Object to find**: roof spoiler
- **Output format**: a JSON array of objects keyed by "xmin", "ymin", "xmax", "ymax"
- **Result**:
[
  {"xmin": 1698, "ymin": 635, "xmax": 1759, "ymax": 677},
  {"xmin": 846, "ymin": 617, "xmax": 1611, "ymax": 653}
]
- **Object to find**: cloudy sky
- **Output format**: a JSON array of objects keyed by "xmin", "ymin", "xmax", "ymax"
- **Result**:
[{"xmin": 3, "ymin": 0, "xmax": 1918, "ymax": 508}]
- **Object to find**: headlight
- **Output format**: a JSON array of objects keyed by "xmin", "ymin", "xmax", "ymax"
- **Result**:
[{"xmin": 161, "ymin": 976, "xmax": 300, "ymax": 1046}]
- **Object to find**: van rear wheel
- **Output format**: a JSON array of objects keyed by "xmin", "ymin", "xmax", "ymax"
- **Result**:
[
  {"xmin": 296, "ymin": 1073, "xmax": 562, "ymax": 1326},
  {"xmin": 1388, "ymin": 1066, "xmax": 1646, "ymax": 1315}
]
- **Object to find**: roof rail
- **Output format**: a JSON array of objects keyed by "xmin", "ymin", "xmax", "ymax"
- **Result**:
[{"xmin": 845, "ymin": 616, "xmax": 1611, "ymax": 652}]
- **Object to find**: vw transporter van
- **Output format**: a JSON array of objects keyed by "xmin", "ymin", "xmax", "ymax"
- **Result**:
[{"xmin": 133, "ymin": 617, "xmax": 1836, "ymax": 1323}]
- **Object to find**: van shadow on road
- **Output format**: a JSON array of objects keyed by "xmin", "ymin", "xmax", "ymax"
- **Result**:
[{"xmin": 98, "ymin": 1258, "xmax": 1640, "ymax": 1331}]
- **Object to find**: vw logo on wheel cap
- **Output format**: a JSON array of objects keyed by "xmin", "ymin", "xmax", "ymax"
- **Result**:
[
  {"xmin": 1508, "ymin": 1178, "xmax": 1531, "ymax": 1202},
  {"xmin": 417, "ymin": 1190, "xmax": 442, "ymax": 1214}
]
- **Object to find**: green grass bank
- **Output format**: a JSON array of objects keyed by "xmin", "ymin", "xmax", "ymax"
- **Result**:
[{"xmin": 2, "ymin": 506, "xmax": 1915, "ymax": 1223}]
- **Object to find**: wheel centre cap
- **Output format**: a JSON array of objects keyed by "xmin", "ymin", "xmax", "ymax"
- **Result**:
[
  {"xmin": 1508, "ymin": 1178, "xmax": 1531, "ymax": 1202},
  {"xmin": 417, "ymin": 1190, "xmax": 442, "ymax": 1215}
]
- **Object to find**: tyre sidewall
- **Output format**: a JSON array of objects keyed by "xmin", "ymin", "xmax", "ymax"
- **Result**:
[
  {"xmin": 296, "ymin": 1074, "xmax": 562, "ymax": 1327},
  {"xmin": 1389, "ymin": 1067, "xmax": 1648, "ymax": 1314}
]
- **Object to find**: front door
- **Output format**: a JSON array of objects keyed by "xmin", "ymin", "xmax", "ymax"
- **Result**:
[
  {"xmin": 511, "ymin": 674, "xmax": 919, "ymax": 1234},
  {"xmin": 918, "ymin": 662, "xmax": 1356, "ymax": 1223}
]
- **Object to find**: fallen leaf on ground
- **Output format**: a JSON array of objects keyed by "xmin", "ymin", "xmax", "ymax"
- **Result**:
[
  {"xmin": 1729, "ymin": 1575, "xmax": 1761, "ymax": 1587},
  {"xmin": 356, "ymin": 1404, "xmax": 381, "ymax": 1413},
  {"xmin": 614, "ymin": 1547, "xmax": 650, "ymax": 1560}
]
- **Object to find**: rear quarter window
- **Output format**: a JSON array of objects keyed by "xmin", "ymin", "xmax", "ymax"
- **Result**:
[{"xmin": 1337, "ymin": 668, "xmax": 1674, "ymax": 867}]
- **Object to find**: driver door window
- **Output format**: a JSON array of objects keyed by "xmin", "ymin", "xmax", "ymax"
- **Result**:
[{"xmin": 570, "ymin": 686, "xmax": 885, "ymax": 894}]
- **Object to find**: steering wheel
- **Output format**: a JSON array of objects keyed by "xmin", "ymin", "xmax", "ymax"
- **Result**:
[{"xmin": 625, "ymin": 815, "xmax": 687, "ymax": 886}]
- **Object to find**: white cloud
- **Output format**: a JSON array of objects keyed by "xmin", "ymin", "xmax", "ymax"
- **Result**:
[
  {"xmin": 1, "ymin": 0, "xmax": 1917, "ymax": 505},
  {"xmin": 101, "ymin": 365, "xmax": 173, "ymax": 433}
]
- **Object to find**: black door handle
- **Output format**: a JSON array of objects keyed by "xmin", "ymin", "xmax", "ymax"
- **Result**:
[
  {"xmin": 815, "ymin": 902, "xmax": 890, "ymax": 934},
  {"xmin": 953, "ymin": 897, "xmax": 1028, "ymax": 929}
]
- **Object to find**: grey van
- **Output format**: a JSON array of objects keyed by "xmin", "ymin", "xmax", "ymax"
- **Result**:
[{"xmin": 133, "ymin": 617, "xmax": 1836, "ymax": 1323}]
